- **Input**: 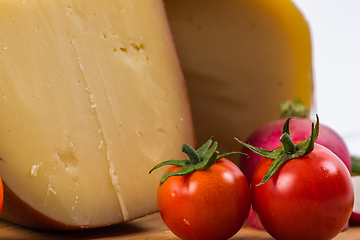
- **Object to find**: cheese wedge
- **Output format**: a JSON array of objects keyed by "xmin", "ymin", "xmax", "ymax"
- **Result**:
[
  {"xmin": 164, "ymin": 0, "xmax": 313, "ymax": 163},
  {"xmin": 0, "ymin": 0, "xmax": 194, "ymax": 230}
]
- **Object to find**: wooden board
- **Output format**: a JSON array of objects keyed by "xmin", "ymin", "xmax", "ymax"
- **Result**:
[{"xmin": 0, "ymin": 212, "xmax": 360, "ymax": 239}]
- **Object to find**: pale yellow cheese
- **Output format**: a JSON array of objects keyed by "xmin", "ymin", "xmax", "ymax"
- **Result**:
[
  {"xmin": 0, "ymin": 0, "xmax": 194, "ymax": 229},
  {"xmin": 164, "ymin": 0, "xmax": 313, "ymax": 163}
]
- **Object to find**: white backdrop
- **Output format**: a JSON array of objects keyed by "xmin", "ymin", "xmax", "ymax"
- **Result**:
[{"xmin": 292, "ymin": 0, "xmax": 360, "ymax": 156}]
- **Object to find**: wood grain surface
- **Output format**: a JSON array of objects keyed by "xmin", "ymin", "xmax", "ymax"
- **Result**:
[{"xmin": 0, "ymin": 212, "xmax": 359, "ymax": 240}]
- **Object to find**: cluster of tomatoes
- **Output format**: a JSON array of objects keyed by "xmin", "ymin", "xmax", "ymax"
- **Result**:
[{"xmin": 150, "ymin": 116, "xmax": 354, "ymax": 240}]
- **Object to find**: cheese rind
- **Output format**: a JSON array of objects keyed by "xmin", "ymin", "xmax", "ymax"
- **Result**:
[
  {"xmin": 164, "ymin": 0, "xmax": 313, "ymax": 163},
  {"xmin": 0, "ymin": 0, "xmax": 194, "ymax": 229}
]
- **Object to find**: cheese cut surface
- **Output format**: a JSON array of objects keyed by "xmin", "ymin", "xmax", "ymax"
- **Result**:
[
  {"xmin": 165, "ymin": 0, "xmax": 313, "ymax": 163},
  {"xmin": 0, "ymin": 0, "xmax": 194, "ymax": 230}
]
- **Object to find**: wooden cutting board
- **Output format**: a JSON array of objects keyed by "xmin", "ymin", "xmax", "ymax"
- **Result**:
[{"xmin": 0, "ymin": 213, "xmax": 359, "ymax": 239}]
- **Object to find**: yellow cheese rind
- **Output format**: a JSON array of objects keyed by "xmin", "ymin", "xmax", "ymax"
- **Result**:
[
  {"xmin": 0, "ymin": 0, "xmax": 194, "ymax": 229},
  {"xmin": 165, "ymin": 0, "xmax": 313, "ymax": 163}
]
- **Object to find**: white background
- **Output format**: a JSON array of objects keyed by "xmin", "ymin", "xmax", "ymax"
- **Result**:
[{"xmin": 292, "ymin": 0, "xmax": 360, "ymax": 156}]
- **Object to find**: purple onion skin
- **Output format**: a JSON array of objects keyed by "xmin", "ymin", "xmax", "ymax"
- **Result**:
[{"xmin": 240, "ymin": 117, "xmax": 351, "ymax": 184}]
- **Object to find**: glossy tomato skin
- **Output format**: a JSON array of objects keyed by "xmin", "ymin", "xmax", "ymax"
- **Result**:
[
  {"xmin": 251, "ymin": 143, "xmax": 354, "ymax": 240},
  {"xmin": 158, "ymin": 158, "xmax": 250, "ymax": 240}
]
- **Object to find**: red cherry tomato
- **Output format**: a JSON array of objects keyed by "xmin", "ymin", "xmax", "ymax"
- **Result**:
[
  {"xmin": 158, "ymin": 158, "xmax": 250, "ymax": 240},
  {"xmin": 251, "ymin": 143, "xmax": 354, "ymax": 240}
]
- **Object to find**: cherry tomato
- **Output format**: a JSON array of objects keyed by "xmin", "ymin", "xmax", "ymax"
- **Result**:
[
  {"xmin": 157, "ymin": 158, "xmax": 250, "ymax": 240},
  {"xmin": 251, "ymin": 143, "xmax": 354, "ymax": 240}
]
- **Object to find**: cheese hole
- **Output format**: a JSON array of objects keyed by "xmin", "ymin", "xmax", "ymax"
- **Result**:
[
  {"xmin": 158, "ymin": 127, "xmax": 166, "ymax": 134},
  {"xmin": 131, "ymin": 42, "xmax": 144, "ymax": 51},
  {"xmin": 120, "ymin": 47, "xmax": 128, "ymax": 53}
]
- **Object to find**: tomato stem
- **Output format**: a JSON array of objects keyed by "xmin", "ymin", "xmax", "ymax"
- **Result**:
[
  {"xmin": 150, "ymin": 138, "xmax": 247, "ymax": 185},
  {"xmin": 182, "ymin": 144, "xmax": 200, "ymax": 165},
  {"xmin": 236, "ymin": 115, "xmax": 319, "ymax": 186},
  {"xmin": 280, "ymin": 133, "xmax": 296, "ymax": 154}
]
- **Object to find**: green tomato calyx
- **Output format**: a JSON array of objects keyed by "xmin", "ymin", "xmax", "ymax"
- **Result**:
[
  {"xmin": 149, "ymin": 138, "xmax": 247, "ymax": 186},
  {"xmin": 236, "ymin": 114, "xmax": 319, "ymax": 187},
  {"xmin": 279, "ymin": 98, "xmax": 310, "ymax": 118}
]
